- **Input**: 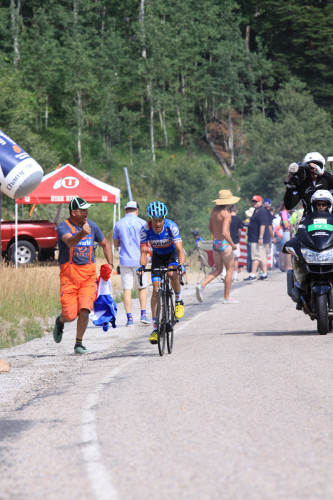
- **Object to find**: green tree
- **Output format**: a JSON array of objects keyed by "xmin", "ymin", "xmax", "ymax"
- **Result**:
[
  {"xmin": 237, "ymin": 78, "xmax": 333, "ymax": 204},
  {"xmin": 241, "ymin": 0, "xmax": 333, "ymax": 113}
]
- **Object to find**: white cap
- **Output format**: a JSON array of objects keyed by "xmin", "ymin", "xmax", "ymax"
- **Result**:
[{"xmin": 124, "ymin": 201, "xmax": 138, "ymax": 210}]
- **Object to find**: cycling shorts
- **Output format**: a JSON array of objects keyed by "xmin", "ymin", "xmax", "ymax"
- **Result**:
[
  {"xmin": 59, "ymin": 262, "xmax": 98, "ymax": 320},
  {"xmin": 151, "ymin": 249, "xmax": 179, "ymax": 282}
]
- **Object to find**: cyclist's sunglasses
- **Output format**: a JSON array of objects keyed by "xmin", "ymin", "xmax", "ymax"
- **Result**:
[
  {"xmin": 316, "ymin": 202, "xmax": 327, "ymax": 207},
  {"xmin": 149, "ymin": 216, "xmax": 165, "ymax": 222}
]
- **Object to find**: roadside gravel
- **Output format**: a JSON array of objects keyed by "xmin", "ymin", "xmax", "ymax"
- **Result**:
[{"xmin": 0, "ymin": 269, "xmax": 205, "ymax": 417}]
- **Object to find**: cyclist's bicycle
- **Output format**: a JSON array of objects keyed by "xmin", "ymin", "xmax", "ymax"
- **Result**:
[{"xmin": 139, "ymin": 265, "xmax": 184, "ymax": 356}]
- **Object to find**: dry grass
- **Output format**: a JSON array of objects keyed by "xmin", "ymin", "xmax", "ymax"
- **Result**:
[
  {"xmin": 0, "ymin": 257, "xmax": 124, "ymax": 349},
  {"xmin": 0, "ymin": 262, "xmax": 60, "ymax": 348}
]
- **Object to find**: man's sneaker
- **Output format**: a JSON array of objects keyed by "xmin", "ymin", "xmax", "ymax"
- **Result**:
[
  {"xmin": 259, "ymin": 274, "xmax": 268, "ymax": 280},
  {"xmin": 196, "ymin": 284, "xmax": 203, "ymax": 303},
  {"xmin": 74, "ymin": 344, "xmax": 91, "ymax": 355},
  {"xmin": 126, "ymin": 318, "xmax": 134, "ymax": 327},
  {"xmin": 244, "ymin": 275, "xmax": 256, "ymax": 281},
  {"xmin": 222, "ymin": 297, "xmax": 239, "ymax": 304},
  {"xmin": 149, "ymin": 330, "xmax": 158, "ymax": 344},
  {"xmin": 175, "ymin": 300, "xmax": 184, "ymax": 319},
  {"xmin": 53, "ymin": 315, "xmax": 64, "ymax": 343},
  {"xmin": 140, "ymin": 315, "xmax": 150, "ymax": 324}
]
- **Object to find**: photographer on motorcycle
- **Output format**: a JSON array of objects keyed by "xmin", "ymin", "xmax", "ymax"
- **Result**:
[{"xmin": 284, "ymin": 152, "xmax": 333, "ymax": 217}]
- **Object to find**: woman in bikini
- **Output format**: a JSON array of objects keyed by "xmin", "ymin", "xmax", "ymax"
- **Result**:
[{"xmin": 196, "ymin": 190, "xmax": 240, "ymax": 304}]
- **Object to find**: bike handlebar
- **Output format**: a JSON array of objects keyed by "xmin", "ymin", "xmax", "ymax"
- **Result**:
[{"xmin": 138, "ymin": 265, "xmax": 186, "ymax": 287}]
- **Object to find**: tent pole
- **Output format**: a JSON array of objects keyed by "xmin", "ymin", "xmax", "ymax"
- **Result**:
[
  {"xmin": 54, "ymin": 204, "xmax": 62, "ymax": 224},
  {"xmin": 15, "ymin": 201, "xmax": 18, "ymax": 269},
  {"xmin": 112, "ymin": 203, "xmax": 116, "ymax": 256}
]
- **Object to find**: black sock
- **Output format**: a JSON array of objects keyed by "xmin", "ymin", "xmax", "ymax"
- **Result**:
[{"xmin": 75, "ymin": 338, "xmax": 82, "ymax": 347}]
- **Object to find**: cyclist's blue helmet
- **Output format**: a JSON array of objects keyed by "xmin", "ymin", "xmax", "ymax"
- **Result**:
[{"xmin": 147, "ymin": 201, "xmax": 168, "ymax": 219}]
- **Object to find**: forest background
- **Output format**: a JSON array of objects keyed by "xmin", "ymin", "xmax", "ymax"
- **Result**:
[{"xmin": 1, "ymin": 0, "xmax": 333, "ymax": 248}]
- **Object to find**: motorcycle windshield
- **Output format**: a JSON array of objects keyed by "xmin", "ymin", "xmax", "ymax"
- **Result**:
[{"xmin": 298, "ymin": 212, "xmax": 333, "ymax": 250}]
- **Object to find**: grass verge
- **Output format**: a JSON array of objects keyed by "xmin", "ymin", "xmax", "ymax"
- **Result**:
[{"xmin": 0, "ymin": 262, "xmax": 60, "ymax": 349}]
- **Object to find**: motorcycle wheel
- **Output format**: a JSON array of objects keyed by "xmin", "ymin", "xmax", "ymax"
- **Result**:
[{"xmin": 315, "ymin": 294, "xmax": 329, "ymax": 335}]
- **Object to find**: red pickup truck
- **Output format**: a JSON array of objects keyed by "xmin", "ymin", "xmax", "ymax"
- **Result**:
[{"xmin": 1, "ymin": 220, "xmax": 58, "ymax": 264}]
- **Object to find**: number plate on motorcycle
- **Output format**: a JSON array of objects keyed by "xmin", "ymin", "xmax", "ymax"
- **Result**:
[
  {"xmin": 313, "ymin": 218, "xmax": 327, "ymax": 224},
  {"xmin": 308, "ymin": 219, "xmax": 333, "ymax": 232}
]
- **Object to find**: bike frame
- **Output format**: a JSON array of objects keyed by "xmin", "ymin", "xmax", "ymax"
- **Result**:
[{"xmin": 139, "ymin": 265, "xmax": 183, "ymax": 355}]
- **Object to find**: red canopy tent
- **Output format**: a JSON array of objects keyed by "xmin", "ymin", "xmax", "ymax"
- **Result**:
[
  {"xmin": 16, "ymin": 164, "xmax": 121, "ymax": 205},
  {"xmin": 13, "ymin": 164, "xmax": 121, "ymax": 266}
]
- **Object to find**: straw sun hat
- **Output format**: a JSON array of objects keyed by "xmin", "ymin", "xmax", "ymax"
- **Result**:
[{"xmin": 212, "ymin": 189, "xmax": 240, "ymax": 205}]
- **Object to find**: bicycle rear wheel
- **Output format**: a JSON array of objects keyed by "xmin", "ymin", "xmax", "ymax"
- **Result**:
[
  {"xmin": 156, "ymin": 289, "xmax": 166, "ymax": 356},
  {"xmin": 167, "ymin": 293, "xmax": 175, "ymax": 354}
]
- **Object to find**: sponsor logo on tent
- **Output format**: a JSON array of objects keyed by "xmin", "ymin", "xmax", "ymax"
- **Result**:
[{"xmin": 53, "ymin": 176, "xmax": 80, "ymax": 190}]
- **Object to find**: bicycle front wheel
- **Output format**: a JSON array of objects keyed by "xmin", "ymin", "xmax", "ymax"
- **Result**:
[
  {"xmin": 156, "ymin": 289, "xmax": 166, "ymax": 356},
  {"xmin": 167, "ymin": 293, "xmax": 175, "ymax": 354}
]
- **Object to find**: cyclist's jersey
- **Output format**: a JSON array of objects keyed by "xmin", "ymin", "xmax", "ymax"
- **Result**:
[{"xmin": 140, "ymin": 218, "xmax": 182, "ymax": 255}]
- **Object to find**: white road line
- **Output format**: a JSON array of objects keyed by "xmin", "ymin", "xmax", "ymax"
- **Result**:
[
  {"xmin": 81, "ymin": 357, "xmax": 140, "ymax": 500},
  {"xmin": 81, "ymin": 296, "xmax": 229, "ymax": 499}
]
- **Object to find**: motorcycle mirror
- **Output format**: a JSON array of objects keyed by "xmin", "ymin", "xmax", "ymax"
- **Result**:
[{"xmin": 327, "ymin": 156, "xmax": 333, "ymax": 171}]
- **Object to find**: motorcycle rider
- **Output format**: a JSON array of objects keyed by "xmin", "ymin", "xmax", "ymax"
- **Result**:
[
  {"xmin": 290, "ymin": 190, "xmax": 333, "ymax": 300},
  {"xmin": 311, "ymin": 191, "xmax": 333, "ymax": 213},
  {"xmin": 309, "ymin": 189, "xmax": 333, "ymax": 214},
  {"xmin": 284, "ymin": 152, "xmax": 333, "ymax": 217}
]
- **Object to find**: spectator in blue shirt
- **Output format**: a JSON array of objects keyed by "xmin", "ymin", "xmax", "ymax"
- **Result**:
[{"xmin": 113, "ymin": 201, "xmax": 150, "ymax": 326}]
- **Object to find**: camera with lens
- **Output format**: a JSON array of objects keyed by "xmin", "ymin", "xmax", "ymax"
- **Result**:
[
  {"xmin": 284, "ymin": 163, "xmax": 309, "ymax": 187},
  {"xmin": 289, "ymin": 166, "xmax": 307, "ymax": 186}
]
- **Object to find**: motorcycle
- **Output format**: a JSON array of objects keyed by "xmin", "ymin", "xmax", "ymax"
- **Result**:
[{"xmin": 284, "ymin": 209, "xmax": 333, "ymax": 334}]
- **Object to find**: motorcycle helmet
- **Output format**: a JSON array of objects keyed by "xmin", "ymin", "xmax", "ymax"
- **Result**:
[
  {"xmin": 147, "ymin": 201, "xmax": 168, "ymax": 219},
  {"xmin": 303, "ymin": 152, "xmax": 325, "ymax": 172},
  {"xmin": 310, "ymin": 190, "xmax": 333, "ymax": 213}
]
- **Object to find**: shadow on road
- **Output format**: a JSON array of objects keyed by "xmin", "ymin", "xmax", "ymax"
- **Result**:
[
  {"xmin": 255, "ymin": 330, "xmax": 319, "ymax": 336},
  {"xmin": 224, "ymin": 330, "xmax": 318, "ymax": 336}
]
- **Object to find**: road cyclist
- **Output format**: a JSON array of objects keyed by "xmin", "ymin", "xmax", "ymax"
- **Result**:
[
  {"xmin": 138, "ymin": 265, "xmax": 184, "ymax": 355},
  {"xmin": 137, "ymin": 201, "xmax": 186, "ymax": 345}
]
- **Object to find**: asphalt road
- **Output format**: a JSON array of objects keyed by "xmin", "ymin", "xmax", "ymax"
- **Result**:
[{"xmin": 1, "ymin": 270, "xmax": 333, "ymax": 500}]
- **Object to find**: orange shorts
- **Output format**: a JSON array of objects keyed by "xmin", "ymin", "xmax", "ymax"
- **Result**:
[{"xmin": 59, "ymin": 262, "xmax": 97, "ymax": 321}]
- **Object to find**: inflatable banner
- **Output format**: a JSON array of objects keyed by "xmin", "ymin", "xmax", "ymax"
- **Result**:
[{"xmin": 0, "ymin": 130, "xmax": 43, "ymax": 199}]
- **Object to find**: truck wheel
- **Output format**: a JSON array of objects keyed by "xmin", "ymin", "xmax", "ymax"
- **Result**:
[
  {"xmin": 8, "ymin": 240, "xmax": 37, "ymax": 265},
  {"xmin": 39, "ymin": 248, "xmax": 55, "ymax": 261}
]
